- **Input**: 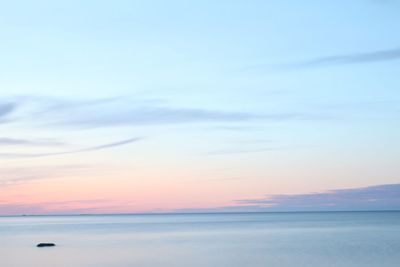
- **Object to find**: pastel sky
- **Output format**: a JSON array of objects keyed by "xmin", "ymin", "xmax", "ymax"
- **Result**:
[{"xmin": 1, "ymin": 0, "xmax": 399, "ymax": 215}]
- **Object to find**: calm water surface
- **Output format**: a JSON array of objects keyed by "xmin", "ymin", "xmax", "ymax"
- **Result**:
[{"xmin": 1, "ymin": 211, "xmax": 399, "ymax": 267}]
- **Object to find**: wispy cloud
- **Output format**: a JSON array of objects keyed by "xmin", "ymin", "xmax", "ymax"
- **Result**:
[
  {"xmin": 0, "ymin": 137, "xmax": 66, "ymax": 146},
  {"xmin": 207, "ymin": 147, "xmax": 284, "ymax": 156},
  {"xmin": 3, "ymin": 95, "xmax": 261, "ymax": 127},
  {"xmin": 53, "ymin": 108, "xmax": 336, "ymax": 129},
  {"xmin": 78, "ymin": 137, "xmax": 142, "ymax": 152},
  {"xmin": 2, "ymin": 95, "xmax": 343, "ymax": 130},
  {"xmin": 245, "ymin": 47, "xmax": 400, "ymax": 71},
  {"xmin": 176, "ymin": 184, "xmax": 400, "ymax": 213},
  {"xmin": 206, "ymin": 145, "xmax": 313, "ymax": 156},
  {"xmin": 0, "ymin": 165, "xmax": 91, "ymax": 187},
  {"xmin": 291, "ymin": 47, "xmax": 400, "ymax": 68},
  {"xmin": 209, "ymin": 126, "xmax": 262, "ymax": 132},
  {"xmin": 236, "ymin": 184, "xmax": 400, "ymax": 211},
  {"xmin": 5, "ymin": 95, "xmax": 393, "ymax": 139},
  {"xmin": 55, "ymin": 106, "xmax": 257, "ymax": 127},
  {"xmin": 0, "ymin": 137, "xmax": 142, "ymax": 159},
  {"xmin": 0, "ymin": 102, "xmax": 17, "ymax": 122}
]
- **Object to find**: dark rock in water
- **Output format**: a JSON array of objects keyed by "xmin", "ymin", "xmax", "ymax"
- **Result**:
[{"xmin": 37, "ymin": 243, "xmax": 56, "ymax": 247}]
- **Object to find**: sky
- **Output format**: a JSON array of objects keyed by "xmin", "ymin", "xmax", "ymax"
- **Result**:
[{"xmin": 0, "ymin": 0, "xmax": 399, "ymax": 215}]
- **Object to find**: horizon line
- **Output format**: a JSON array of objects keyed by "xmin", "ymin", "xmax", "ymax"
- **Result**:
[{"xmin": 1, "ymin": 209, "xmax": 399, "ymax": 218}]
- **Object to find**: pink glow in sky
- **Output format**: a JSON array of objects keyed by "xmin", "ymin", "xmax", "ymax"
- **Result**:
[{"xmin": 1, "ymin": 1, "xmax": 400, "ymax": 215}]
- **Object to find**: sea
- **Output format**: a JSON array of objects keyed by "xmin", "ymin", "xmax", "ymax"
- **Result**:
[{"xmin": 1, "ymin": 211, "xmax": 399, "ymax": 267}]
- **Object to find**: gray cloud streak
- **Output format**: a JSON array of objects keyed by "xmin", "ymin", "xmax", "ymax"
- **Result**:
[
  {"xmin": 1, "ymin": 95, "xmax": 340, "ymax": 130},
  {"xmin": 0, "ymin": 102, "xmax": 17, "ymax": 121},
  {"xmin": 0, "ymin": 164, "xmax": 91, "ymax": 187},
  {"xmin": 0, "ymin": 137, "xmax": 66, "ymax": 146},
  {"xmin": 3, "ymin": 95, "xmax": 263, "ymax": 127},
  {"xmin": 0, "ymin": 137, "xmax": 142, "ymax": 159},
  {"xmin": 288, "ymin": 47, "xmax": 400, "ymax": 69},
  {"xmin": 237, "ymin": 184, "xmax": 400, "ymax": 211},
  {"xmin": 244, "ymin": 47, "xmax": 400, "ymax": 71},
  {"xmin": 207, "ymin": 147, "xmax": 284, "ymax": 156},
  {"xmin": 57, "ymin": 107, "xmax": 258, "ymax": 128},
  {"xmin": 175, "ymin": 184, "xmax": 400, "ymax": 213},
  {"xmin": 56, "ymin": 109, "xmax": 333, "ymax": 129}
]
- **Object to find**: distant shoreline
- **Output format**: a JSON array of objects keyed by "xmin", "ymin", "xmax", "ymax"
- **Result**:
[{"xmin": 1, "ymin": 209, "xmax": 399, "ymax": 218}]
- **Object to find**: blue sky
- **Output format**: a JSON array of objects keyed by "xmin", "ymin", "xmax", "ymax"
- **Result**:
[{"xmin": 0, "ymin": 0, "xmax": 399, "ymax": 215}]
